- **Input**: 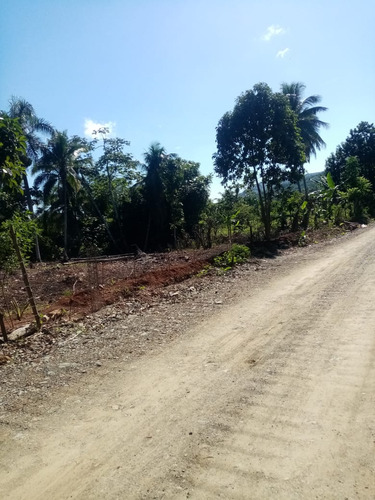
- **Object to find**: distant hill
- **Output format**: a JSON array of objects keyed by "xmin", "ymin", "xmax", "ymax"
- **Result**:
[
  {"xmin": 240, "ymin": 171, "xmax": 324, "ymax": 198},
  {"xmin": 287, "ymin": 171, "xmax": 323, "ymax": 193}
]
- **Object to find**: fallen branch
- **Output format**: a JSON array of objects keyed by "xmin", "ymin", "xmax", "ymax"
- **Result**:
[{"xmin": 64, "ymin": 254, "xmax": 135, "ymax": 265}]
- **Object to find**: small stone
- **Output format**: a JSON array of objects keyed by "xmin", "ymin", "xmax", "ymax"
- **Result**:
[
  {"xmin": 8, "ymin": 324, "xmax": 32, "ymax": 341},
  {"xmin": 59, "ymin": 362, "xmax": 78, "ymax": 369},
  {"xmin": 95, "ymin": 361, "xmax": 102, "ymax": 367}
]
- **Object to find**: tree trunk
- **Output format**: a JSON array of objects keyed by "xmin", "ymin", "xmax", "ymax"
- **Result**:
[
  {"xmin": 257, "ymin": 165, "xmax": 271, "ymax": 240},
  {"xmin": 207, "ymin": 221, "xmax": 212, "ymax": 249},
  {"xmin": 303, "ymin": 174, "xmax": 309, "ymax": 199},
  {"xmin": 80, "ymin": 175, "xmax": 119, "ymax": 251},
  {"xmin": 9, "ymin": 226, "xmax": 41, "ymax": 330},
  {"xmin": 302, "ymin": 173, "xmax": 310, "ymax": 229},
  {"xmin": 253, "ymin": 167, "xmax": 268, "ymax": 238},
  {"xmin": 106, "ymin": 164, "xmax": 127, "ymax": 249},
  {"xmin": 23, "ymin": 174, "xmax": 42, "ymax": 262},
  {"xmin": 0, "ymin": 312, "xmax": 8, "ymax": 342},
  {"xmin": 144, "ymin": 212, "xmax": 151, "ymax": 251},
  {"xmin": 63, "ymin": 178, "xmax": 69, "ymax": 261}
]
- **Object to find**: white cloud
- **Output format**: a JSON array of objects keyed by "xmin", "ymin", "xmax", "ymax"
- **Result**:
[
  {"xmin": 276, "ymin": 48, "xmax": 290, "ymax": 58},
  {"xmin": 262, "ymin": 25, "xmax": 286, "ymax": 42},
  {"xmin": 84, "ymin": 119, "xmax": 116, "ymax": 138}
]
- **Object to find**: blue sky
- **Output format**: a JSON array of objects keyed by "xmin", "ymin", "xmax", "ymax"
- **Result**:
[{"xmin": 1, "ymin": 0, "xmax": 374, "ymax": 198}]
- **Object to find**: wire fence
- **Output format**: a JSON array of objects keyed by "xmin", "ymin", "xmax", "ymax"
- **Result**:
[{"xmin": 0, "ymin": 247, "xmax": 226, "ymax": 328}]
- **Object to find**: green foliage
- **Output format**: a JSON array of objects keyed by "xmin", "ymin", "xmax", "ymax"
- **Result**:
[
  {"xmin": 0, "ymin": 115, "xmax": 26, "ymax": 192},
  {"xmin": 316, "ymin": 173, "xmax": 343, "ymax": 222},
  {"xmin": 0, "ymin": 212, "xmax": 39, "ymax": 266},
  {"xmin": 3, "ymin": 91, "xmax": 373, "ymax": 265},
  {"xmin": 213, "ymin": 244, "xmax": 250, "ymax": 268},
  {"xmin": 214, "ymin": 82, "xmax": 306, "ymax": 239},
  {"xmin": 343, "ymin": 176, "xmax": 372, "ymax": 222},
  {"xmin": 33, "ymin": 130, "xmax": 92, "ymax": 259},
  {"xmin": 141, "ymin": 143, "xmax": 211, "ymax": 250},
  {"xmin": 281, "ymin": 82, "xmax": 328, "ymax": 162},
  {"xmin": 327, "ymin": 155, "xmax": 374, "ymax": 222},
  {"xmin": 0, "ymin": 214, "xmax": 39, "ymax": 329},
  {"xmin": 196, "ymin": 264, "xmax": 212, "ymax": 277},
  {"xmin": 326, "ymin": 172, "xmax": 335, "ymax": 189},
  {"xmin": 325, "ymin": 122, "xmax": 375, "ymax": 188},
  {"xmin": 0, "ymin": 231, "xmax": 18, "ymax": 273},
  {"xmin": 10, "ymin": 297, "xmax": 29, "ymax": 320},
  {"xmin": 91, "ymin": 128, "xmax": 139, "ymax": 248},
  {"xmin": 298, "ymin": 230, "xmax": 308, "ymax": 247}
]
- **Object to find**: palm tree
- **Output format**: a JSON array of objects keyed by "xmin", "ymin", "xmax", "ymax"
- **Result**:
[
  {"xmin": 281, "ymin": 83, "xmax": 328, "ymax": 159},
  {"xmin": 8, "ymin": 97, "xmax": 53, "ymax": 161},
  {"xmin": 33, "ymin": 131, "xmax": 88, "ymax": 260},
  {"xmin": 7, "ymin": 97, "xmax": 54, "ymax": 260},
  {"xmin": 281, "ymin": 83, "xmax": 328, "ymax": 229},
  {"xmin": 281, "ymin": 83, "xmax": 328, "ymax": 195},
  {"xmin": 143, "ymin": 143, "xmax": 169, "ymax": 250}
]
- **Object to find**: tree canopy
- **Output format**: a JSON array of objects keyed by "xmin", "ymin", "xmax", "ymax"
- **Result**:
[
  {"xmin": 281, "ymin": 82, "xmax": 328, "ymax": 162},
  {"xmin": 5, "ymin": 83, "xmax": 375, "ymax": 261},
  {"xmin": 0, "ymin": 115, "xmax": 26, "ymax": 192},
  {"xmin": 325, "ymin": 122, "xmax": 375, "ymax": 188},
  {"xmin": 213, "ymin": 82, "xmax": 305, "ymax": 239}
]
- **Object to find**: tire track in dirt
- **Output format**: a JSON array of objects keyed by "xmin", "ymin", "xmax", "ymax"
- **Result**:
[
  {"xmin": 1, "ymin": 228, "xmax": 375, "ymax": 499},
  {"xmin": 181, "ymin": 231, "xmax": 375, "ymax": 499}
]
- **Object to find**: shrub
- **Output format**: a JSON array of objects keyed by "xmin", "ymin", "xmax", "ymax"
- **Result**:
[{"xmin": 214, "ymin": 243, "xmax": 250, "ymax": 268}]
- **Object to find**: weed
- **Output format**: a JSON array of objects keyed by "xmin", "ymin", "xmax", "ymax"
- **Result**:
[
  {"xmin": 298, "ymin": 231, "xmax": 309, "ymax": 247},
  {"xmin": 10, "ymin": 298, "xmax": 29, "ymax": 321},
  {"xmin": 196, "ymin": 265, "xmax": 212, "ymax": 277},
  {"xmin": 214, "ymin": 244, "xmax": 250, "ymax": 268},
  {"xmin": 122, "ymin": 287, "xmax": 132, "ymax": 298}
]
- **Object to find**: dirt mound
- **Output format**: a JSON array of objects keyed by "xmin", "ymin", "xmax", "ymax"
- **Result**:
[{"xmin": 1, "ymin": 245, "xmax": 230, "ymax": 331}]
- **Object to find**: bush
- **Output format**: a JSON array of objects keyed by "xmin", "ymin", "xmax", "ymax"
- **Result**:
[{"xmin": 214, "ymin": 243, "xmax": 250, "ymax": 268}]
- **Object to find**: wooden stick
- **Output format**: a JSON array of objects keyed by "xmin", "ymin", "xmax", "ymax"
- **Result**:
[{"xmin": 9, "ymin": 226, "xmax": 41, "ymax": 330}]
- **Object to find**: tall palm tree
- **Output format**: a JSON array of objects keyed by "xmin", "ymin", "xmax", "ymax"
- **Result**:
[
  {"xmin": 281, "ymin": 83, "xmax": 328, "ymax": 160},
  {"xmin": 281, "ymin": 83, "xmax": 328, "ymax": 229},
  {"xmin": 143, "ymin": 143, "xmax": 169, "ymax": 250},
  {"xmin": 33, "ymin": 131, "xmax": 88, "ymax": 260},
  {"xmin": 7, "ymin": 97, "xmax": 54, "ymax": 260},
  {"xmin": 281, "ymin": 83, "xmax": 328, "ymax": 194},
  {"xmin": 8, "ymin": 97, "xmax": 53, "ymax": 161}
]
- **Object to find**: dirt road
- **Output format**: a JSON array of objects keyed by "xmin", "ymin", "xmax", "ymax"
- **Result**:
[{"xmin": 1, "ymin": 228, "xmax": 375, "ymax": 499}]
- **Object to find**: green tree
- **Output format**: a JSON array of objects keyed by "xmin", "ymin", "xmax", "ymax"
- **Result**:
[
  {"xmin": 6, "ymin": 98, "xmax": 53, "ymax": 260},
  {"xmin": 281, "ymin": 83, "xmax": 328, "ymax": 162},
  {"xmin": 281, "ymin": 82, "xmax": 328, "ymax": 216},
  {"xmin": 92, "ymin": 128, "xmax": 138, "ymax": 248},
  {"xmin": 0, "ymin": 115, "xmax": 27, "ymax": 229},
  {"xmin": 163, "ymin": 155, "xmax": 210, "ymax": 245},
  {"xmin": 7, "ymin": 97, "xmax": 53, "ymax": 165},
  {"xmin": 0, "ymin": 115, "xmax": 26, "ymax": 192},
  {"xmin": 33, "ymin": 131, "xmax": 90, "ymax": 260},
  {"xmin": 339, "ymin": 157, "xmax": 373, "ymax": 221},
  {"xmin": 140, "ymin": 143, "xmax": 210, "ymax": 250},
  {"xmin": 142, "ymin": 143, "xmax": 169, "ymax": 250},
  {"xmin": 197, "ymin": 200, "xmax": 222, "ymax": 248},
  {"xmin": 214, "ymin": 83, "xmax": 305, "ymax": 240},
  {"xmin": 325, "ymin": 122, "xmax": 375, "ymax": 189}
]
